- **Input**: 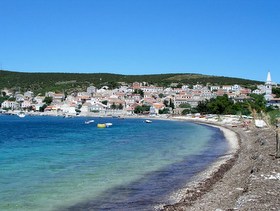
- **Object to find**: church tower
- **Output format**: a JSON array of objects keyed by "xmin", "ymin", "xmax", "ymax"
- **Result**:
[{"xmin": 265, "ymin": 71, "xmax": 272, "ymax": 101}]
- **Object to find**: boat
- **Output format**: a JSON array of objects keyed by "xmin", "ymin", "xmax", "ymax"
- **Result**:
[
  {"xmin": 145, "ymin": 120, "xmax": 152, "ymax": 123},
  {"xmin": 105, "ymin": 123, "xmax": 113, "ymax": 127},
  {"xmin": 18, "ymin": 112, "xmax": 25, "ymax": 118},
  {"xmin": 97, "ymin": 123, "xmax": 106, "ymax": 128},
  {"xmin": 85, "ymin": 120, "xmax": 95, "ymax": 124}
]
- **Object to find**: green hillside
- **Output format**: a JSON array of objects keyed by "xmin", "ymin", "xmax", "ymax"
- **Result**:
[{"xmin": 0, "ymin": 70, "xmax": 262, "ymax": 95}]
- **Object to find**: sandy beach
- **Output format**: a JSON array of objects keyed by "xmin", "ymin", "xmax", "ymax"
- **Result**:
[{"xmin": 163, "ymin": 117, "xmax": 280, "ymax": 210}]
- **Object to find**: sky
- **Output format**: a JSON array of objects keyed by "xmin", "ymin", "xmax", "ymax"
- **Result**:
[{"xmin": 0, "ymin": 0, "xmax": 279, "ymax": 83}]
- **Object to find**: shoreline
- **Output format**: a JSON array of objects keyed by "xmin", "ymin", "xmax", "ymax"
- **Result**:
[
  {"xmin": 163, "ymin": 117, "xmax": 280, "ymax": 210},
  {"xmin": 160, "ymin": 118, "xmax": 240, "ymax": 210}
]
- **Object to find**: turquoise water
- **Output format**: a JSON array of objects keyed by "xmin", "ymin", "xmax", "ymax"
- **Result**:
[{"xmin": 0, "ymin": 115, "xmax": 228, "ymax": 210}]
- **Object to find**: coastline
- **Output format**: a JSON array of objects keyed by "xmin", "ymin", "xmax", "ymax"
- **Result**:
[
  {"xmin": 162, "ymin": 117, "xmax": 280, "ymax": 210},
  {"xmin": 159, "ymin": 118, "xmax": 240, "ymax": 210}
]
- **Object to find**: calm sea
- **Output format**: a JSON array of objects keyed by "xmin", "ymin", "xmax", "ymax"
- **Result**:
[{"xmin": 0, "ymin": 115, "xmax": 228, "ymax": 211}]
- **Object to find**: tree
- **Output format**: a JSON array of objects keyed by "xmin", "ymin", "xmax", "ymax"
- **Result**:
[
  {"xmin": 182, "ymin": 109, "xmax": 190, "ymax": 115},
  {"xmin": 169, "ymin": 99, "xmax": 175, "ymax": 109},
  {"xmin": 118, "ymin": 103, "xmax": 123, "ymax": 110},
  {"xmin": 273, "ymin": 87, "xmax": 280, "ymax": 98},
  {"xmin": 163, "ymin": 99, "xmax": 169, "ymax": 107},
  {"xmin": 102, "ymin": 100, "xmax": 108, "ymax": 105},
  {"xmin": 159, "ymin": 108, "xmax": 170, "ymax": 114},
  {"xmin": 39, "ymin": 104, "xmax": 47, "ymax": 112},
  {"xmin": 43, "ymin": 97, "xmax": 53, "ymax": 105},
  {"xmin": 0, "ymin": 96, "xmax": 9, "ymax": 106},
  {"xmin": 111, "ymin": 103, "xmax": 117, "ymax": 109},
  {"xmin": 134, "ymin": 105, "xmax": 150, "ymax": 114},
  {"xmin": 249, "ymin": 94, "xmax": 266, "ymax": 113},
  {"xmin": 179, "ymin": 103, "xmax": 191, "ymax": 109},
  {"xmin": 159, "ymin": 93, "xmax": 164, "ymax": 98},
  {"xmin": 134, "ymin": 105, "xmax": 143, "ymax": 114},
  {"xmin": 133, "ymin": 89, "xmax": 144, "ymax": 97},
  {"xmin": 196, "ymin": 100, "xmax": 209, "ymax": 113}
]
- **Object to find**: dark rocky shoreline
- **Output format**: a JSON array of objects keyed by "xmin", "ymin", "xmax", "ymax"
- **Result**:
[{"xmin": 163, "ymin": 124, "xmax": 280, "ymax": 210}]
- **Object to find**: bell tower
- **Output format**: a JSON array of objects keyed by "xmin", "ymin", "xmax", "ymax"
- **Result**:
[{"xmin": 265, "ymin": 71, "xmax": 272, "ymax": 101}]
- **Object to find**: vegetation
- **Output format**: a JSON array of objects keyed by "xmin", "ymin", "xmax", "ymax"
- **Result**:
[
  {"xmin": 159, "ymin": 108, "xmax": 170, "ymax": 114},
  {"xmin": 0, "ymin": 70, "xmax": 261, "ymax": 95},
  {"xmin": 43, "ymin": 97, "xmax": 53, "ymax": 105},
  {"xmin": 0, "ymin": 96, "xmax": 9, "ymax": 106},
  {"xmin": 272, "ymin": 87, "xmax": 280, "ymax": 98},
  {"xmin": 267, "ymin": 110, "xmax": 280, "ymax": 125},
  {"xmin": 195, "ymin": 94, "xmax": 268, "ymax": 116},
  {"xmin": 179, "ymin": 103, "xmax": 191, "ymax": 109},
  {"xmin": 134, "ymin": 105, "xmax": 150, "ymax": 114},
  {"xmin": 133, "ymin": 89, "xmax": 144, "ymax": 97}
]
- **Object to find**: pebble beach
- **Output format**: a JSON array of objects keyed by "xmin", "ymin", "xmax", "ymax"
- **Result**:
[{"xmin": 164, "ymin": 117, "xmax": 280, "ymax": 210}]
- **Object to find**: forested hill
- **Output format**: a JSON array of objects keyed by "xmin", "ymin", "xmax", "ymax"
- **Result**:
[{"xmin": 0, "ymin": 70, "xmax": 262, "ymax": 94}]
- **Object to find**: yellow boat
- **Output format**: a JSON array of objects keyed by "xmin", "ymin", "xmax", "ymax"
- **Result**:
[{"xmin": 97, "ymin": 123, "xmax": 106, "ymax": 128}]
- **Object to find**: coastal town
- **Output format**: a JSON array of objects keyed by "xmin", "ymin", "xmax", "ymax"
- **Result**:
[{"xmin": 0, "ymin": 72, "xmax": 279, "ymax": 117}]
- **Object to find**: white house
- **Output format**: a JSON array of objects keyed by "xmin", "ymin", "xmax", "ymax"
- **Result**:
[
  {"xmin": 210, "ymin": 85, "xmax": 220, "ymax": 92},
  {"xmin": 231, "ymin": 84, "xmax": 241, "ymax": 92},
  {"xmin": 1, "ymin": 101, "xmax": 19, "ymax": 110},
  {"xmin": 24, "ymin": 91, "xmax": 34, "ymax": 99},
  {"xmin": 21, "ymin": 100, "xmax": 32, "ymax": 108},
  {"xmin": 252, "ymin": 89, "xmax": 262, "ymax": 95},
  {"xmin": 34, "ymin": 96, "xmax": 45, "ymax": 104}
]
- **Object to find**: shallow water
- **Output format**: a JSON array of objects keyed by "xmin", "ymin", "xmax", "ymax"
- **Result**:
[{"xmin": 0, "ymin": 115, "xmax": 228, "ymax": 210}]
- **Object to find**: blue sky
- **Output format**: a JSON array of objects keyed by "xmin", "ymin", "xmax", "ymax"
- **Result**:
[{"xmin": 0, "ymin": 0, "xmax": 279, "ymax": 83}]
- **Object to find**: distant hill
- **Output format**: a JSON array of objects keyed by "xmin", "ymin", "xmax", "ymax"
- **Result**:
[{"xmin": 0, "ymin": 70, "xmax": 262, "ymax": 95}]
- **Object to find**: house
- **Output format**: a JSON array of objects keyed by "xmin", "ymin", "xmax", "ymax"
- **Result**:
[
  {"xmin": 80, "ymin": 102, "xmax": 92, "ymax": 113},
  {"xmin": 132, "ymin": 82, "xmax": 141, "ymax": 90},
  {"xmin": 59, "ymin": 103, "xmax": 77, "ymax": 114},
  {"xmin": 231, "ymin": 84, "xmax": 241, "ymax": 92},
  {"xmin": 52, "ymin": 93, "xmax": 65, "ymax": 103},
  {"xmin": 126, "ymin": 106, "xmax": 134, "ymax": 115},
  {"xmin": 90, "ymin": 102, "xmax": 108, "ymax": 112},
  {"xmin": 1, "ymin": 88, "xmax": 13, "ymax": 96},
  {"xmin": 210, "ymin": 85, "xmax": 220, "ymax": 92},
  {"xmin": 87, "ymin": 86, "xmax": 97, "ymax": 96},
  {"xmin": 21, "ymin": 100, "xmax": 32, "ymax": 109},
  {"xmin": 267, "ymin": 98, "xmax": 280, "ymax": 108},
  {"xmin": 24, "ymin": 91, "xmax": 34, "ymax": 99},
  {"xmin": 174, "ymin": 98, "xmax": 199, "ymax": 108},
  {"xmin": 240, "ymin": 88, "xmax": 251, "ymax": 95},
  {"xmin": 15, "ymin": 94, "xmax": 24, "ymax": 102},
  {"xmin": 1, "ymin": 100, "xmax": 19, "ymax": 110},
  {"xmin": 151, "ymin": 102, "xmax": 165, "ymax": 114},
  {"xmin": 34, "ymin": 96, "xmax": 45, "ymax": 104},
  {"xmin": 222, "ymin": 85, "xmax": 232, "ymax": 92},
  {"xmin": 252, "ymin": 89, "xmax": 262, "ymax": 95}
]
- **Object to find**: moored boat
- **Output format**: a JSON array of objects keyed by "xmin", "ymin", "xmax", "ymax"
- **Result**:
[
  {"xmin": 85, "ymin": 120, "xmax": 94, "ymax": 124},
  {"xmin": 105, "ymin": 123, "xmax": 113, "ymax": 127},
  {"xmin": 97, "ymin": 123, "xmax": 106, "ymax": 128},
  {"xmin": 18, "ymin": 112, "xmax": 25, "ymax": 118}
]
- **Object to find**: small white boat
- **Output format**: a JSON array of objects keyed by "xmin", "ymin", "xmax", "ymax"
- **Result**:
[
  {"xmin": 85, "ymin": 120, "xmax": 95, "ymax": 124},
  {"xmin": 105, "ymin": 123, "xmax": 113, "ymax": 127},
  {"xmin": 145, "ymin": 120, "xmax": 152, "ymax": 123},
  {"xmin": 18, "ymin": 112, "xmax": 25, "ymax": 118}
]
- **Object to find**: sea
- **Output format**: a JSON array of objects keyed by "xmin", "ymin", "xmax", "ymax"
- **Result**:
[{"xmin": 0, "ymin": 115, "xmax": 228, "ymax": 211}]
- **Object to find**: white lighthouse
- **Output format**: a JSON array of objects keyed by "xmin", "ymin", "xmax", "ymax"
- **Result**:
[{"xmin": 264, "ymin": 71, "xmax": 273, "ymax": 101}]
